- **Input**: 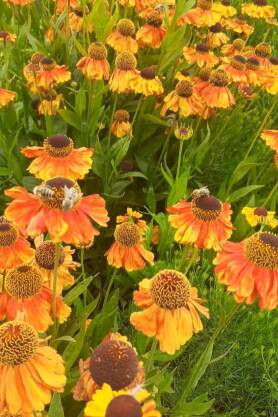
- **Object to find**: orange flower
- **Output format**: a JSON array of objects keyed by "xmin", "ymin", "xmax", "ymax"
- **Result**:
[
  {"xmin": 207, "ymin": 23, "xmax": 229, "ymax": 48},
  {"xmin": 130, "ymin": 269, "xmax": 209, "ymax": 354},
  {"xmin": 109, "ymin": 52, "xmax": 138, "ymax": 94},
  {"xmin": 76, "ymin": 42, "xmax": 110, "ymax": 81},
  {"xmin": 198, "ymin": 69, "xmax": 235, "ymax": 108},
  {"xmin": 21, "ymin": 134, "xmax": 93, "ymax": 181},
  {"xmin": 214, "ymin": 232, "xmax": 278, "ymax": 310},
  {"xmin": 0, "ymin": 217, "xmax": 34, "ymax": 270},
  {"xmin": 0, "ymin": 264, "xmax": 70, "ymax": 331},
  {"xmin": 241, "ymin": 0, "xmax": 275, "ymax": 19},
  {"xmin": 136, "ymin": 10, "xmax": 166, "ymax": 48},
  {"xmin": 4, "ymin": 177, "xmax": 109, "ymax": 246},
  {"xmin": 178, "ymin": 0, "xmax": 221, "ymax": 27},
  {"xmin": 0, "ymin": 320, "xmax": 66, "ymax": 415},
  {"xmin": 222, "ymin": 15, "xmax": 254, "ymax": 37},
  {"xmin": 32, "ymin": 236, "xmax": 79, "ymax": 294},
  {"xmin": 212, "ymin": 0, "xmax": 237, "ymax": 17},
  {"xmin": 220, "ymin": 55, "xmax": 248, "ymax": 83},
  {"xmin": 251, "ymin": 42, "xmax": 272, "ymax": 67},
  {"xmin": 35, "ymin": 57, "xmax": 71, "ymax": 89},
  {"xmin": 183, "ymin": 44, "xmax": 219, "ymax": 68},
  {"xmin": 135, "ymin": 0, "xmax": 158, "ymax": 15},
  {"xmin": 55, "ymin": 0, "xmax": 78, "ymax": 13},
  {"xmin": 0, "ymin": 31, "xmax": 16, "ymax": 42},
  {"xmin": 0, "ymin": 88, "xmax": 16, "ymax": 108},
  {"xmin": 221, "ymin": 38, "xmax": 246, "ymax": 57},
  {"xmin": 160, "ymin": 80, "xmax": 204, "ymax": 118},
  {"xmin": 69, "ymin": 7, "xmax": 93, "ymax": 33},
  {"xmin": 168, "ymin": 188, "xmax": 234, "ymax": 251},
  {"xmin": 111, "ymin": 110, "xmax": 133, "ymax": 138},
  {"xmin": 261, "ymin": 130, "xmax": 278, "ymax": 152},
  {"xmin": 105, "ymin": 208, "xmax": 154, "ymax": 271},
  {"xmin": 72, "ymin": 332, "xmax": 144, "ymax": 401},
  {"xmin": 38, "ymin": 89, "xmax": 63, "ymax": 116},
  {"xmin": 3, "ymin": 0, "xmax": 32, "ymax": 5},
  {"xmin": 131, "ymin": 66, "xmax": 164, "ymax": 96},
  {"xmin": 245, "ymin": 57, "xmax": 263, "ymax": 85},
  {"xmin": 106, "ymin": 19, "xmax": 138, "ymax": 53},
  {"xmin": 23, "ymin": 53, "xmax": 44, "ymax": 93}
]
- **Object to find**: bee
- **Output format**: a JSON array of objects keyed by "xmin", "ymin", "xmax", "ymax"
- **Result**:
[
  {"xmin": 62, "ymin": 186, "xmax": 82, "ymax": 212},
  {"xmin": 33, "ymin": 185, "xmax": 55, "ymax": 200},
  {"xmin": 191, "ymin": 186, "xmax": 210, "ymax": 200}
]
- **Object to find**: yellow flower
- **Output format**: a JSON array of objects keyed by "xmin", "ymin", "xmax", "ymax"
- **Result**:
[
  {"xmin": 174, "ymin": 124, "xmax": 193, "ymax": 141},
  {"xmin": 242, "ymin": 207, "xmax": 278, "ymax": 228}
]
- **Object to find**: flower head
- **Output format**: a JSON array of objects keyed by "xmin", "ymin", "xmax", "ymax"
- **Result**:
[
  {"xmin": 241, "ymin": 0, "xmax": 275, "ymax": 19},
  {"xmin": 0, "ymin": 31, "xmax": 16, "ymax": 43},
  {"xmin": 178, "ymin": 0, "xmax": 221, "ymax": 27},
  {"xmin": 38, "ymin": 89, "xmax": 63, "ymax": 116},
  {"xmin": 222, "ymin": 15, "xmax": 254, "ymax": 37},
  {"xmin": 242, "ymin": 207, "xmax": 278, "ymax": 229},
  {"xmin": 112, "ymin": 110, "xmax": 133, "ymax": 138},
  {"xmin": 221, "ymin": 38, "xmax": 246, "ymax": 57},
  {"xmin": 109, "ymin": 52, "xmax": 138, "ymax": 94},
  {"xmin": 107, "ymin": 19, "xmax": 138, "ymax": 53},
  {"xmin": 212, "ymin": 0, "xmax": 237, "ymax": 17},
  {"xmin": 198, "ymin": 70, "xmax": 235, "ymax": 108},
  {"xmin": 69, "ymin": 7, "xmax": 93, "ymax": 33},
  {"xmin": 136, "ymin": 10, "xmax": 166, "ymax": 48},
  {"xmin": 0, "ymin": 88, "xmax": 16, "ymax": 108},
  {"xmin": 130, "ymin": 269, "xmax": 209, "ymax": 354},
  {"xmin": 207, "ymin": 23, "xmax": 229, "ymax": 48},
  {"xmin": 183, "ymin": 43, "xmax": 219, "ymax": 68},
  {"xmin": 76, "ymin": 42, "xmax": 110, "ymax": 80},
  {"xmin": 131, "ymin": 66, "xmax": 164, "ymax": 96},
  {"xmin": 261, "ymin": 130, "xmax": 278, "ymax": 152},
  {"xmin": 36, "ymin": 57, "xmax": 71, "ymax": 89}
]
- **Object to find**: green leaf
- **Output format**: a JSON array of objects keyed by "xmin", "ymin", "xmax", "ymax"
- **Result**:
[
  {"xmin": 59, "ymin": 109, "xmax": 82, "ymax": 130},
  {"xmin": 48, "ymin": 393, "xmax": 64, "ymax": 417},
  {"xmin": 63, "ymin": 320, "xmax": 87, "ymax": 372},
  {"xmin": 228, "ymin": 185, "xmax": 264, "ymax": 203},
  {"xmin": 167, "ymin": 167, "xmax": 190, "ymax": 206},
  {"xmin": 64, "ymin": 277, "xmax": 94, "ymax": 305},
  {"xmin": 194, "ymin": 124, "xmax": 211, "ymax": 168},
  {"xmin": 174, "ymin": 393, "xmax": 214, "ymax": 416}
]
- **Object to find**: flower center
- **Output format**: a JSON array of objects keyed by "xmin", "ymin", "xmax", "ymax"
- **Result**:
[
  {"xmin": 0, "ymin": 321, "xmax": 38, "ymax": 367},
  {"xmin": 31, "ymin": 52, "xmax": 44, "ymax": 65},
  {"xmin": 88, "ymin": 42, "xmax": 107, "ymax": 60},
  {"xmin": 246, "ymin": 57, "xmax": 260, "ymax": 70},
  {"xmin": 254, "ymin": 207, "xmax": 268, "ymax": 217},
  {"xmin": 199, "ymin": 68, "xmax": 212, "ymax": 81},
  {"xmin": 270, "ymin": 56, "xmax": 278, "ymax": 65},
  {"xmin": 140, "ymin": 67, "xmax": 156, "ymax": 80},
  {"xmin": 0, "ymin": 222, "xmax": 18, "ymax": 247},
  {"xmin": 115, "ymin": 52, "xmax": 137, "ymax": 71},
  {"xmin": 196, "ymin": 43, "xmax": 209, "ymax": 53},
  {"xmin": 255, "ymin": 43, "xmax": 271, "ymax": 58},
  {"xmin": 39, "ymin": 177, "xmax": 80, "ymax": 209},
  {"xmin": 105, "ymin": 396, "xmax": 142, "ymax": 417},
  {"xmin": 72, "ymin": 7, "xmax": 85, "ymax": 17},
  {"xmin": 40, "ymin": 57, "xmax": 56, "ymax": 71},
  {"xmin": 35, "ymin": 241, "xmax": 65, "ymax": 270},
  {"xmin": 209, "ymin": 23, "xmax": 223, "ymax": 33},
  {"xmin": 221, "ymin": 0, "xmax": 231, "ymax": 5},
  {"xmin": 197, "ymin": 0, "xmax": 212, "ymax": 10},
  {"xmin": 90, "ymin": 340, "xmax": 139, "ymax": 390},
  {"xmin": 253, "ymin": 0, "xmax": 267, "ymax": 5},
  {"xmin": 5, "ymin": 265, "xmax": 43, "ymax": 300},
  {"xmin": 232, "ymin": 38, "xmax": 245, "ymax": 51},
  {"xmin": 114, "ymin": 223, "xmax": 141, "ymax": 247},
  {"xmin": 114, "ymin": 109, "xmax": 130, "ymax": 123},
  {"xmin": 192, "ymin": 195, "xmax": 222, "ymax": 221},
  {"xmin": 175, "ymin": 81, "xmax": 193, "ymax": 97},
  {"xmin": 146, "ymin": 10, "xmax": 163, "ymax": 27},
  {"xmin": 117, "ymin": 19, "xmax": 135, "ymax": 36},
  {"xmin": 44, "ymin": 134, "xmax": 73, "ymax": 158},
  {"xmin": 210, "ymin": 70, "xmax": 229, "ymax": 87},
  {"xmin": 245, "ymin": 233, "xmax": 278, "ymax": 270},
  {"xmin": 231, "ymin": 55, "xmax": 246, "ymax": 70},
  {"xmin": 0, "ymin": 31, "xmax": 9, "ymax": 41},
  {"xmin": 151, "ymin": 269, "xmax": 191, "ymax": 309}
]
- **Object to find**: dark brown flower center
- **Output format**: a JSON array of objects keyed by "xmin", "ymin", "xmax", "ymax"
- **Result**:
[
  {"xmin": 151, "ymin": 269, "xmax": 191, "ymax": 309},
  {"xmin": 255, "ymin": 43, "xmax": 271, "ymax": 58},
  {"xmin": 175, "ymin": 81, "xmax": 193, "ymax": 97},
  {"xmin": 105, "ymin": 396, "xmax": 142, "ymax": 417},
  {"xmin": 114, "ymin": 223, "xmax": 141, "ymax": 247},
  {"xmin": 254, "ymin": 207, "xmax": 268, "ymax": 217},
  {"xmin": 209, "ymin": 23, "xmax": 223, "ymax": 33},
  {"xmin": 140, "ymin": 67, "xmax": 156, "ymax": 79},
  {"xmin": 199, "ymin": 68, "xmax": 212, "ymax": 81},
  {"xmin": 0, "ymin": 222, "xmax": 18, "ymax": 247},
  {"xmin": 40, "ymin": 57, "xmax": 56, "ymax": 71},
  {"xmin": 221, "ymin": 0, "xmax": 231, "ymax": 5},
  {"xmin": 35, "ymin": 241, "xmax": 65, "ymax": 270},
  {"xmin": 253, "ymin": 0, "xmax": 267, "ymax": 5},
  {"xmin": 192, "ymin": 195, "xmax": 222, "ymax": 221},
  {"xmin": 44, "ymin": 135, "xmax": 73, "ymax": 157},
  {"xmin": 0, "ymin": 31, "xmax": 9, "ymax": 40},
  {"xmin": 90, "ymin": 340, "xmax": 139, "ymax": 390},
  {"xmin": 244, "ymin": 233, "xmax": 278, "ymax": 270},
  {"xmin": 246, "ymin": 57, "xmax": 260, "ymax": 70},
  {"xmin": 31, "ymin": 52, "xmax": 44, "ymax": 65},
  {"xmin": 270, "ymin": 56, "xmax": 278, "ymax": 65},
  {"xmin": 232, "ymin": 38, "xmax": 245, "ymax": 51},
  {"xmin": 197, "ymin": 0, "xmax": 212, "ymax": 10},
  {"xmin": 0, "ymin": 321, "xmax": 37, "ymax": 367},
  {"xmin": 196, "ymin": 43, "xmax": 209, "ymax": 53},
  {"xmin": 117, "ymin": 19, "xmax": 135, "ymax": 36},
  {"xmin": 210, "ymin": 70, "xmax": 229, "ymax": 86},
  {"xmin": 146, "ymin": 10, "xmax": 163, "ymax": 26},
  {"xmin": 115, "ymin": 52, "xmax": 137, "ymax": 71},
  {"xmin": 88, "ymin": 42, "xmax": 107, "ymax": 60},
  {"xmin": 5, "ymin": 265, "xmax": 43, "ymax": 300},
  {"xmin": 42, "ymin": 89, "xmax": 58, "ymax": 101},
  {"xmin": 72, "ymin": 7, "xmax": 84, "ymax": 17},
  {"xmin": 114, "ymin": 109, "xmax": 130, "ymax": 123},
  {"xmin": 231, "ymin": 55, "xmax": 246, "ymax": 70}
]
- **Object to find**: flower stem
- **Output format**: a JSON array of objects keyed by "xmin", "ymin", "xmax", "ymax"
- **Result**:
[
  {"xmin": 102, "ymin": 269, "xmax": 117, "ymax": 310},
  {"xmin": 107, "ymin": 94, "xmax": 118, "ymax": 150},
  {"xmin": 132, "ymin": 95, "xmax": 144, "ymax": 126},
  {"xmin": 176, "ymin": 140, "xmax": 184, "ymax": 181},
  {"xmin": 157, "ymin": 126, "xmax": 174, "ymax": 168},
  {"xmin": 145, "ymin": 338, "xmax": 158, "ymax": 376},
  {"xmin": 263, "ymin": 181, "xmax": 278, "ymax": 207},
  {"xmin": 52, "ymin": 242, "xmax": 61, "ymax": 336}
]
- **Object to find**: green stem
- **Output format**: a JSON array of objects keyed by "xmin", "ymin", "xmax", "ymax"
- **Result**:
[
  {"xmin": 145, "ymin": 338, "xmax": 158, "ymax": 376},
  {"xmin": 107, "ymin": 94, "xmax": 118, "ymax": 150},
  {"xmin": 176, "ymin": 140, "xmax": 184, "ymax": 180},
  {"xmin": 132, "ymin": 95, "xmax": 144, "ymax": 126},
  {"xmin": 102, "ymin": 269, "xmax": 117, "ymax": 309},
  {"xmin": 263, "ymin": 181, "xmax": 278, "ymax": 207},
  {"xmin": 52, "ymin": 242, "xmax": 62, "ymax": 336},
  {"xmin": 157, "ymin": 126, "xmax": 174, "ymax": 168}
]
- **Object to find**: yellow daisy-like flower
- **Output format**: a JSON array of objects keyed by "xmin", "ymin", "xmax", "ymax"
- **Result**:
[
  {"xmin": 242, "ymin": 207, "xmax": 278, "ymax": 229},
  {"xmin": 112, "ymin": 110, "xmax": 133, "ymax": 138},
  {"xmin": 207, "ymin": 23, "xmax": 229, "ymax": 49},
  {"xmin": 109, "ymin": 52, "xmax": 138, "ymax": 94},
  {"xmin": 0, "ymin": 88, "xmax": 16, "ymax": 108},
  {"xmin": 183, "ymin": 43, "xmax": 219, "ymax": 68},
  {"xmin": 212, "ymin": 0, "xmax": 237, "ymax": 17},
  {"xmin": 261, "ymin": 130, "xmax": 278, "ymax": 152},
  {"xmin": 84, "ymin": 383, "xmax": 161, "ymax": 417},
  {"xmin": 106, "ymin": 19, "xmax": 138, "ymax": 53},
  {"xmin": 241, "ymin": 0, "xmax": 275, "ymax": 19},
  {"xmin": 38, "ymin": 89, "xmax": 63, "ymax": 116},
  {"xmin": 131, "ymin": 66, "xmax": 164, "ymax": 96}
]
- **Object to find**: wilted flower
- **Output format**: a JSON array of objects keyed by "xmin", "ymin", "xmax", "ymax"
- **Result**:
[
  {"xmin": 36, "ymin": 57, "xmax": 71, "ymax": 89},
  {"xmin": 207, "ymin": 23, "xmax": 229, "ymax": 48},
  {"xmin": 38, "ymin": 89, "xmax": 63, "ymax": 116},
  {"xmin": 69, "ymin": 7, "xmax": 93, "ymax": 33}
]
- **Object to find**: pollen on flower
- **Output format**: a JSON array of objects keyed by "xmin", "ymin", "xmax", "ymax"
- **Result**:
[
  {"xmin": 151, "ymin": 269, "xmax": 191, "ymax": 309},
  {"xmin": 35, "ymin": 241, "xmax": 65, "ymax": 270},
  {"xmin": 114, "ymin": 109, "xmax": 130, "ymax": 122},
  {"xmin": 146, "ymin": 10, "xmax": 163, "ymax": 27},
  {"xmin": 116, "ymin": 19, "xmax": 136, "ymax": 36},
  {"xmin": 5, "ymin": 265, "xmax": 43, "ymax": 299},
  {"xmin": 105, "ymin": 395, "xmax": 142, "ymax": 417},
  {"xmin": 244, "ymin": 233, "xmax": 278, "ymax": 270},
  {"xmin": 192, "ymin": 194, "xmax": 222, "ymax": 221},
  {"xmin": 88, "ymin": 42, "xmax": 108, "ymax": 60},
  {"xmin": 0, "ymin": 222, "xmax": 18, "ymax": 246},
  {"xmin": 44, "ymin": 134, "xmax": 74, "ymax": 157},
  {"xmin": 115, "ymin": 52, "xmax": 137, "ymax": 70},
  {"xmin": 40, "ymin": 177, "xmax": 80, "ymax": 209},
  {"xmin": 210, "ymin": 70, "xmax": 229, "ymax": 86},
  {"xmin": 0, "ymin": 321, "xmax": 38, "ymax": 366},
  {"xmin": 114, "ymin": 223, "xmax": 141, "ymax": 247},
  {"xmin": 140, "ymin": 67, "xmax": 156, "ymax": 79},
  {"xmin": 175, "ymin": 81, "xmax": 193, "ymax": 97},
  {"xmin": 89, "ymin": 340, "xmax": 139, "ymax": 390}
]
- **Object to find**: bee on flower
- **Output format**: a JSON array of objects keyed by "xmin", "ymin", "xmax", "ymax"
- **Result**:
[
  {"xmin": 76, "ymin": 42, "xmax": 110, "ymax": 81},
  {"xmin": 109, "ymin": 52, "xmax": 139, "ymax": 94},
  {"xmin": 136, "ymin": 9, "xmax": 166, "ymax": 48},
  {"xmin": 178, "ymin": 0, "xmax": 221, "ymax": 28},
  {"xmin": 212, "ymin": 0, "xmax": 237, "ymax": 17},
  {"xmin": 72, "ymin": 332, "xmax": 144, "ymax": 401},
  {"xmin": 0, "ymin": 88, "xmax": 16, "ymax": 108},
  {"xmin": 37, "ymin": 89, "xmax": 63, "ymax": 116},
  {"xmin": 106, "ymin": 19, "xmax": 138, "ymax": 54},
  {"xmin": 197, "ymin": 69, "xmax": 236, "ymax": 109},
  {"xmin": 242, "ymin": 207, "xmax": 278, "ymax": 229},
  {"xmin": 112, "ymin": 110, "xmax": 133, "ymax": 138},
  {"xmin": 131, "ymin": 66, "xmax": 164, "ymax": 96},
  {"xmin": 105, "ymin": 208, "xmax": 154, "ymax": 271},
  {"xmin": 130, "ymin": 269, "xmax": 209, "ymax": 354},
  {"xmin": 35, "ymin": 57, "xmax": 71, "ymax": 89},
  {"xmin": 0, "ymin": 31, "xmax": 16, "ymax": 43},
  {"xmin": 222, "ymin": 15, "xmax": 254, "ymax": 37},
  {"xmin": 241, "ymin": 0, "xmax": 276, "ymax": 20},
  {"xmin": 207, "ymin": 23, "xmax": 229, "ymax": 49},
  {"xmin": 183, "ymin": 43, "xmax": 219, "ymax": 68}
]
